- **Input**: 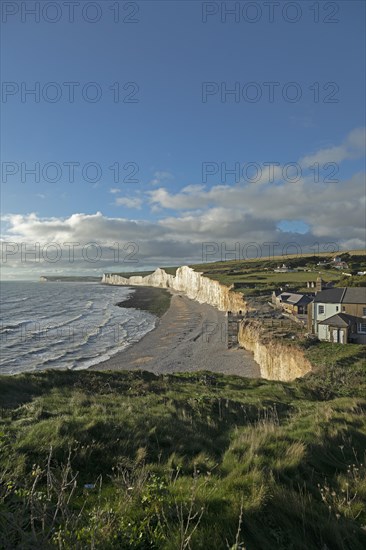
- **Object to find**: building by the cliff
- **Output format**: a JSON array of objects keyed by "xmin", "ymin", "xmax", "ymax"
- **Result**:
[
  {"xmin": 272, "ymin": 291, "xmax": 313, "ymax": 315},
  {"xmin": 308, "ymin": 287, "xmax": 366, "ymax": 344}
]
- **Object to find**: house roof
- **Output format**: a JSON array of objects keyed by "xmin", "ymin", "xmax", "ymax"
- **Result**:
[
  {"xmin": 342, "ymin": 288, "xmax": 366, "ymax": 304},
  {"xmin": 319, "ymin": 313, "xmax": 361, "ymax": 327},
  {"xmin": 314, "ymin": 287, "xmax": 366, "ymax": 304},
  {"xmin": 278, "ymin": 292, "xmax": 313, "ymax": 305},
  {"xmin": 313, "ymin": 288, "xmax": 346, "ymax": 303}
]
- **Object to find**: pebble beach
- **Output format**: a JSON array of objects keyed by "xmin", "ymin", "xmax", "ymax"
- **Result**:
[{"xmin": 92, "ymin": 287, "xmax": 260, "ymax": 377}]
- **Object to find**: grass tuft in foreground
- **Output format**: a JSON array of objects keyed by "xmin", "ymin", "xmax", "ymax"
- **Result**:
[{"xmin": 0, "ymin": 361, "xmax": 365, "ymax": 549}]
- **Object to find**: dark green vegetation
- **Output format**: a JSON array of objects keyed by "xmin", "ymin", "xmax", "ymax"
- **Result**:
[
  {"xmin": 338, "ymin": 275, "xmax": 366, "ymax": 287},
  {"xmin": 1, "ymin": 349, "xmax": 365, "ymax": 549},
  {"xmin": 301, "ymin": 342, "xmax": 366, "ymax": 399},
  {"xmin": 118, "ymin": 287, "xmax": 172, "ymax": 318}
]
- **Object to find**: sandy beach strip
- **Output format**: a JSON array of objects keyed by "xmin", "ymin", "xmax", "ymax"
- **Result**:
[{"xmin": 92, "ymin": 287, "xmax": 260, "ymax": 378}]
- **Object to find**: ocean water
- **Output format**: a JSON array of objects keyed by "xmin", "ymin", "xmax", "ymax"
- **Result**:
[{"xmin": 0, "ymin": 282, "xmax": 157, "ymax": 375}]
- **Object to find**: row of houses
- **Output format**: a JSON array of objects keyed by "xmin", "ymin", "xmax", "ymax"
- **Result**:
[{"xmin": 272, "ymin": 279, "xmax": 366, "ymax": 344}]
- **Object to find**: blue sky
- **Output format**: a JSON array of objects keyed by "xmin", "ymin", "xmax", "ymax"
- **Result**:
[{"xmin": 1, "ymin": 1, "xmax": 365, "ymax": 278}]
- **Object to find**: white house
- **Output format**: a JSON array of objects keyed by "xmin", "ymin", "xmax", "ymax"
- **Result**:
[{"xmin": 308, "ymin": 288, "xmax": 366, "ymax": 344}]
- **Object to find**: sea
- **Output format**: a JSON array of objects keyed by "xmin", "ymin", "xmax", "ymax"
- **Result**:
[{"xmin": 0, "ymin": 281, "xmax": 157, "ymax": 375}]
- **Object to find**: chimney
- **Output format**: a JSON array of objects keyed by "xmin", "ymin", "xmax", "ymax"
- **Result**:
[{"xmin": 316, "ymin": 275, "xmax": 323, "ymax": 293}]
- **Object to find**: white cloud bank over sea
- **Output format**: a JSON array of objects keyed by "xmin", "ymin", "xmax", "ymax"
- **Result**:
[{"xmin": 1, "ymin": 129, "xmax": 365, "ymax": 279}]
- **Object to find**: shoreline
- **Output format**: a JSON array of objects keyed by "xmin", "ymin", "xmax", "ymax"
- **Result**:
[
  {"xmin": 115, "ymin": 285, "xmax": 172, "ymax": 318},
  {"xmin": 80, "ymin": 286, "xmax": 172, "ymax": 371},
  {"xmin": 92, "ymin": 286, "xmax": 260, "ymax": 378}
]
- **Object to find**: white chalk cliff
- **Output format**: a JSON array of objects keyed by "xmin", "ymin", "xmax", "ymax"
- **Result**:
[
  {"xmin": 102, "ymin": 266, "xmax": 247, "ymax": 313},
  {"xmin": 238, "ymin": 322, "xmax": 313, "ymax": 381}
]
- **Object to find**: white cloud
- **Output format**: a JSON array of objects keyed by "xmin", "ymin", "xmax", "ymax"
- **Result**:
[
  {"xmin": 147, "ymin": 130, "xmax": 366, "ymax": 245},
  {"xmin": 149, "ymin": 172, "xmax": 365, "ymax": 241},
  {"xmin": 181, "ymin": 184, "xmax": 206, "ymax": 194},
  {"xmin": 115, "ymin": 197, "xmax": 143, "ymax": 209},
  {"xmin": 2, "ymin": 129, "xmax": 365, "ymax": 279},
  {"xmin": 109, "ymin": 188, "xmax": 121, "ymax": 194},
  {"xmin": 148, "ymin": 186, "xmax": 208, "ymax": 210},
  {"xmin": 1, "ymin": 211, "xmax": 165, "ymax": 244},
  {"xmin": 300, "ymin": 127, "xmax": 365, "ymax": 168}
]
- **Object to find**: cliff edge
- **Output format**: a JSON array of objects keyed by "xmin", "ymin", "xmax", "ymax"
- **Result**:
[
  {"xmin": 238, "ymin": 321, "xmax": 313, "ymax": 381},
  {"xmin": 102, "ymin": 266, "xmax": 247, "ymax": 313}
]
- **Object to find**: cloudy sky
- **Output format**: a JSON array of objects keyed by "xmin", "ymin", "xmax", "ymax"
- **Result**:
[{"xmin": 1, "ymin": 1, "xmax": 365, "ymax": 279}]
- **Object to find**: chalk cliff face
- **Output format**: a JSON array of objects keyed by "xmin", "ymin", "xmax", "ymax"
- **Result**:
[
  {"xmin": 238, "ymin": 321, "xmax": 312, "ymax": 381},
  {"xmin": 102, "ymin": 266, "xmax": 247, "ymax": 313}
]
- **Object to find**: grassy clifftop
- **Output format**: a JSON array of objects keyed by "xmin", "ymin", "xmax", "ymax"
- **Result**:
[
  {"xmin": 189, "ymin": 251, "xmax": 366, "ymax": 294},
  {"xmin": 1, "ymin": 354, "xmax": 366, "ymax": 549}
]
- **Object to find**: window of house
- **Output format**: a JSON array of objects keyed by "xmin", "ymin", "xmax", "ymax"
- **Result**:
[
  {"xmin": 342, "ymin": 306, "xmax": 346, "ymax": 312},
  {"xmin": 363, "ymin": 307, "xmax": 366, "ymax": 317},
  {"xmin": 358, "ymin": 323, "xmax": 366, "ymax": 334},
  {"xmin": 318, "ymin": 305, "xmax": 325, "ymax": 314},
  {"xmin": 336, "ymin": 306, "xmax": 339, "ymax": 311}
]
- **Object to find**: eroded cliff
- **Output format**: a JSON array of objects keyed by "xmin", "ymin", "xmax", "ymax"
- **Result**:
[
  {"xmin": 238, "ymin": 321, "xmax": 313, "ymax": 381},
  {"xmin": 102, "ymin": 266, "xmax": 247, "ymax": 313}
]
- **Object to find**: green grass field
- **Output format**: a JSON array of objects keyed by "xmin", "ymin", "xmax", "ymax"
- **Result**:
[
  {"xmin": 189, "ymin": 251, "xmax": 366, "ymax": 294},
  {"xmin": 1, "ymin": 344, "xmax": 365, "ymax": 549},
  {"xmin": 201, "ymin": 269, "xmax": 341, "ymax": 287}
]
